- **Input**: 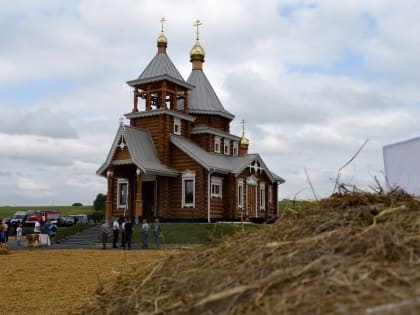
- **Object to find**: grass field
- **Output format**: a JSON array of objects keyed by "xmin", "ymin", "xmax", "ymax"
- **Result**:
[
  {"xmin": 132, "ymin": 222, "xmax": 261, "ymax": 244},
  {"xmin": 0, "ymin": 205, "xmax": 95, "ymax": 219}
]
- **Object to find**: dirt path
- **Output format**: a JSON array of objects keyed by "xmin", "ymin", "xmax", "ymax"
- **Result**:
[{"xmin": 2, "ymin": 249, "xmax": 162, "ymax": 315}]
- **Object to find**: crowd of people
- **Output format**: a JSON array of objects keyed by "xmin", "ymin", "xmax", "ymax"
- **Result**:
[
  {"xmin": 100, "ymin": 217, "xmax": 162, "ymax": 250},
  {"xmin": 2, "ymin": 215, "xmax": 163, "ymax": 250},
  {"xmin": 0, "ymin": 218, "xmax": 58, "ymax": 247}
]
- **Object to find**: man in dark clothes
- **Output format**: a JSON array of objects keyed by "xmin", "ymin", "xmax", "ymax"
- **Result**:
[
  {"xmin": 112, "ymin": 217, "xmax": 120, "ymax": 248},
  {"xmin": 123, "ymin": 217, "xmax": 133, "ymax": 250}
]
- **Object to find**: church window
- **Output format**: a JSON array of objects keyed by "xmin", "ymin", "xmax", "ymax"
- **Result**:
[
  {"xmin": 214, "ymin": 136, "xmax": 221, "ymax": 153},
  {"xmin": 211, "ymin": 177, "xmax": 223, "ymax": 198},
  {"xmin": 182, "ymin": 171, "xmax": 195, "ymax": 208},
  {"xmin": 224, "ymin": 139, "xmax": 230, "ymax": 155},
  {"xmin": 238, "ymin": 179, "xmax": 244, "ymax": 208},
  {"xmin": 173, "ymin": 118, "xmax": 181, "ymax": 135},
  {"xmin": 117, "ymin": 178, "xmax": 128, "ymax": 208},
  {"xmin": 233, "ymin": 142, "xmax": 238, "ymax": 156},
  {"xmin": 259, "ymin": 182, "xmax": 266, "ymax": 211}
]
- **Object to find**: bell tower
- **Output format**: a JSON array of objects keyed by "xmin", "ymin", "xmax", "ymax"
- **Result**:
[{"xmin": 127, "ymin": 18, "xmax": 192, "ymax": 115}]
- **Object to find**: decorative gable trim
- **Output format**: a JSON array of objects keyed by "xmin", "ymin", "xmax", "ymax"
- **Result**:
[{"xmin": 246, "ymin": 175, "xmax": 258, "ymax": 185}]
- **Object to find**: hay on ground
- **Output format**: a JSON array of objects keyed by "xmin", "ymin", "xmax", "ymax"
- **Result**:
[{"xmin": 79, "ymin": 192, "xmax": 420, "ymax": 315}]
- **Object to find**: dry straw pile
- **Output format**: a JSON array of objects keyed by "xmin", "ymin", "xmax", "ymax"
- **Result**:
[
  {"xmin": 79, "ymin": 191, "xmax": 420, "ymax": 315},
  {"xmin": 0, "ymin": 242, "xmax": 8, "ymax": 255}
]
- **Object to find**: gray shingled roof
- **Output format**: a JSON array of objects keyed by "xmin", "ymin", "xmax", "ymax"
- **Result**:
[
  {"xmin": 182, "ymin": 69, "xmax": 234, "ymax": 120},
  {"xmin": 97, "ymin": 125, "xmax": 178, "ymax": 177},
  {"xmin": 170, "ymin": 135, "xmax": 285, "ymax": 183},
  {"xmin": 127, "ymin": 53, "xmax": 194, "ymax": 90}
]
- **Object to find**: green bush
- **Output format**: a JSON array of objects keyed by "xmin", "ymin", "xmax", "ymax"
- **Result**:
[{"xmin": 88, "ymin": 211, "xmax": 104, "ymax": 223}]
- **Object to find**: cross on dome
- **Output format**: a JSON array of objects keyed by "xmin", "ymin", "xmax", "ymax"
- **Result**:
[
  {"xmin": 160, "ymin": 17, "xmax": 166, "ymax": 33},
  {"xmin": 193, "ymin": 19, "xmax": 202, "ymax": 40},
  {"xmin": 157, "ymin": 17, "xmax": 168, "ymax": 48}
]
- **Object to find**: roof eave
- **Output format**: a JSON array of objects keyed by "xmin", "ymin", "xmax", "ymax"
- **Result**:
[
  {"xmin": 124, "ymin": 109, "xmax": 196, "ymax": 122},
  {"xmin": 127, "ymin": 76, "xmax": 194, "ymax": 90},
  {"xmin": 189, "ymin": 109, "xmax": 235, "ymax": 120}
]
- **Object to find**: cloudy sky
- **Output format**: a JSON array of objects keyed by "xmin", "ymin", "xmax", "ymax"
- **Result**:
[{"xmin": 1, "ymin": 0, "xmax": 419, "ymax": 206}]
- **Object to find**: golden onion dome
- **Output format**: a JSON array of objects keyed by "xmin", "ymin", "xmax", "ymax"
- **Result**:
[
  {"xmin": 157, "ymin": 31, "xmax": 168, "ymax": 45},
  {"xmin": 240, "ymin": 134, "xmax": 249, "ymax": 146},
  {"xmin": 190, "ymin": 40, "xmax": 205, "ymax": 60},
  {"xmin": 240, "ymin": 119, "xmax": 249, "ymax": 146}
]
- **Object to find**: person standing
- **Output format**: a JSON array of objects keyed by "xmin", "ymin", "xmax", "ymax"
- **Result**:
[
  {"xmin": 0, "ymin": 219, "xmax": 5, "ymax": 243},
  {"xmin": 154, "ymin": 218, "xmax": 162, "ymax": 249},
  {"xmin": 101, "ymin": 220, "xmax": 111, "ymax": 250},
  {"xmin": 142, "ymin": 219, "xmax": 150, "ymax": 249},
  {"xmin": 112, "ymin": 217, "xmax": 120, "ymax": 248},
  {"xmin": 49, "ymin": 222, "xmax": 58, "ymax": 245},
  {"xmin": 44, "ymin": 219, "xmax": 51, "ymax": 235},
  {"xmin": 123, "ymin": 217, "xmax": 133, "ymax": 250},
  {"xmin": 4, "ymin": 220, "xmax": 9, "ymax": 243},
  {"xmin": 16, "ymin": 223, "xmax": 23, "ymax": 247},
  {"xmin": 120, "ymin": 218, "xmax": 126, "ymax": 248},
  {"xmin": 34, "ymin": 220, "xmax": 42, "ymax": 234}
]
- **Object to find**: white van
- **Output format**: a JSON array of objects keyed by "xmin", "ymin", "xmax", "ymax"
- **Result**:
[
  {"xmin": 64, "ymin": 214, "xmax": 88, "ymax": 225},
  {"xmin": 11, "ymin": 211, "xmax": 27, "ymax": 225}
]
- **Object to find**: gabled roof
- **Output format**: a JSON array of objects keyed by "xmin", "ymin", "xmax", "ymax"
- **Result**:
[
  {"xmin": 127, "ymin": 53, "xmax": 194, "ymax": 90},
  {"xmin": 97, "ymin": 125, "xmax": 178, "ymax": 177},
  {"xmin": 182, "ymin": 69, "xmax": 234, "ymax": 120},
  {"xmin": 170, "ymin": 135, "xmax": 285, "ymax": 184}
]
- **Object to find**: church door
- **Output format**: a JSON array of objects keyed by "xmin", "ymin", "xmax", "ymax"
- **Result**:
[{"xmin": 247, "ymin": 185, "xmax": 256, "ymax": 217}]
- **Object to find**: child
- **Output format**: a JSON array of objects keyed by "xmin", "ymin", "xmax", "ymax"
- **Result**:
[
  {"xmin": 16, "ymin": 223, "xmax": 23, "ymax": 247},
  {"xmin": 49, "ymin": 222, "xmax": 58, "ymax": 245}
]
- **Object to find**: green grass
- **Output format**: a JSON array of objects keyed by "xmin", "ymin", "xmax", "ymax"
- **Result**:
[
  {"xmin": 55, "ymin": 223, "xmax": 93, "ymax": 241},
  {"xmin": 131, "ymin": 222, "xmax": 261, "ymax": 245},
  {"xmin": 102, "ymin": 223, "xmax": 262, "ymax": 246},
  {"xmin": 0, "ymin": 205, "xmax": 95, "ymax": 219}
]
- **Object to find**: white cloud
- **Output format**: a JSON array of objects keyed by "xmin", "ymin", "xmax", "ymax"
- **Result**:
[{"xmin": 0, "ymin": 0, "xmax": 419, "ymax": 204}]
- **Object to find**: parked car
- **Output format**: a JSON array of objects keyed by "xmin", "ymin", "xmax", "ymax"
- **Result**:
[
  {"xmin": 63, "ymin": 214, "xmax": 88, "ymax": 226},
  {"xmin": 10, "ymin": 211, "xmax": 27, "ymax": 227}
]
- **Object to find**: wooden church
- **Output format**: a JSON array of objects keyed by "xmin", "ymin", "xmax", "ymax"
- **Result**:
[{"xmin": 97, "ymin": 19, "xmax": 285, "ymax": 222}]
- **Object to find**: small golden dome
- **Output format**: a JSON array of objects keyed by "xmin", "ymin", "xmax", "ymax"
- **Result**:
[
  {"xmin": 190, "ymin": 40, "xmax": 205, "ymax": 60},
  {"xmin": 157, "ymin": 31, "xmax": 167, "ymax": 45},
  {"xmin": 239, "ymin": 119, "xmax": 249, "ymax": 146},
  {"xmin": 240, "ymin": 134, "xmax": 249, "ymax": 146}
]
